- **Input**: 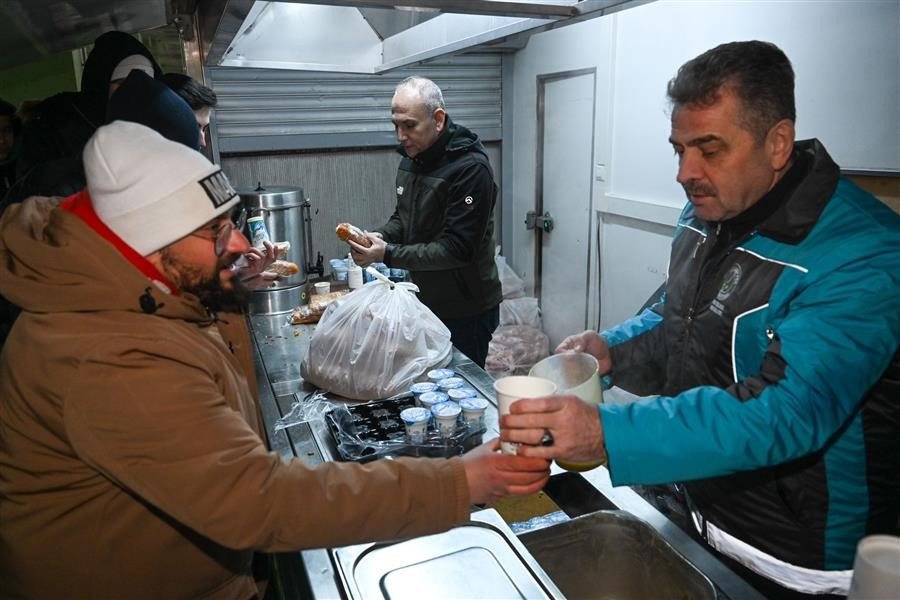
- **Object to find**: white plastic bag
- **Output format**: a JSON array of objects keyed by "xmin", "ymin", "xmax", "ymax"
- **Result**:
[
  {"xmin": 499, "ymin": 296, "xmax": 542, "ymax": 329},
  {"xmin": 300, "ymin": 274, "xmax": 452, "ymax": 401},
  {"xmin": 495, "ymin": 246, "xmax": 526, "ymax": 299},
  {"xmin": 485, "ymin": 325, "xmax": 550, "ymax": 379}
]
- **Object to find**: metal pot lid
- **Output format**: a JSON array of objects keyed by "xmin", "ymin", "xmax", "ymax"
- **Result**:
[{"xmin": 237, "ymin": 184, "xmax": 305, "ymax": 209}]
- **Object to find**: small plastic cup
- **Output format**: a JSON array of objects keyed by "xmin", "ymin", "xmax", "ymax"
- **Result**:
[
  {"xmin": 410, "ymin": 382, "xmax": 438, "ymax": 401},
  {"xmin": 314, "ymin": 281, "xmax": 331, "ymax": 295},
  {"xmin": 447, "ymin": 387, "xmax": 478, "ymax": 402},
  {"xmin": 427, "ymin": 368, "xmax": 455, "ymax": 381},
  {"xmin": 437, "ymin": 376, "xmax": 465, "ymax": 391},
  {"xmin": 459, "ymin": 397, "xmax": 489, "ymax": 431},
  {"xmin": 431, "ymin": 401, "xmax": 461, "ymax": 438},
  {"xmin": 418, "ymin": 391, "xmax": 449, "ymax": 414},
  {"xmin": 332, "ymin": 266, "xmax": 348, "ymax": 281},
  {"xmin": 400, "ymin": 407, "xmax": 430, "ymax": 444}
]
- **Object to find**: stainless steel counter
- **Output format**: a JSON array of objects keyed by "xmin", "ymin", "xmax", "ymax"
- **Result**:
[{"xmin": 246, "ymin": 312, "xmax": 764, "ymax": 600}]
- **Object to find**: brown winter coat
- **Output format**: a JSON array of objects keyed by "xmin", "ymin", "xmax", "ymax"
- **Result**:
[{"xmin": 0, "ymin": 197, "xmax": 469, "ymax": 598}]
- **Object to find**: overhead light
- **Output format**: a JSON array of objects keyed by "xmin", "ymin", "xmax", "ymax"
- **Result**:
[{"xmin": 393, "ymin": 5, "xmax": 441, "ymax": 12}]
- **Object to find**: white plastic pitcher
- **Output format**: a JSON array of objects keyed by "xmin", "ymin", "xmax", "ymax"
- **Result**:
[{"xmin": 529, "ymin": 352, "xmax": 605, "ymax": 471}]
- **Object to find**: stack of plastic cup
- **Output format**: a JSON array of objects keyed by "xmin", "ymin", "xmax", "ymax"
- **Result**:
[{"xmin": 330, "ymin": 258, "xmax": 348, "ymax": 281}]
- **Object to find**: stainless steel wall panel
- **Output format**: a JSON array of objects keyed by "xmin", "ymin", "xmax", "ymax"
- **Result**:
[
  {"xmin": 208, "ymin": 54, "xmax": 501, "ymax": 153},
  {"xmin": 221, "ymin": 143, "xmax": 502, "ymax": 276}
]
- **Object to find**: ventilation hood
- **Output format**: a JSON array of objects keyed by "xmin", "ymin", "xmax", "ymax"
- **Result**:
[
  {"xmin": 0, "ymin": 1, "xmax": 649, "ymax": 74},
  {"xmin": 203, "ymin": 0, "xmax": 649, "ymax": 73}
]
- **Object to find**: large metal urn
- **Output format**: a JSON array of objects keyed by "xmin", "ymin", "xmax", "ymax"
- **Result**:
[{"xmin": 238, "ymin": 184, "xmax": 317, "ymax": 315}]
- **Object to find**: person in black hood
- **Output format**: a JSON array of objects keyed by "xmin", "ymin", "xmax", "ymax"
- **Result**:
[
  {"xmin": 2, "ymin": 30, "xmax": 162, "ymax": 207},
  {"xmin": 348, "ymin": 76, "xmax": 502, "ymax": 368},
  {"xmin": 0, "ymin": 63, "xmax": 188, "ymax": 350}
]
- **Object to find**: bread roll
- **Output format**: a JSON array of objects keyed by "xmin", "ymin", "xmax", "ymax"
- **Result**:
[
  {"xmin": 335, "ymin": 222, "xmax": 372, "ymax": 248},
  {"xmin": 267, "ymin": 260, "xmax": 299, "ymax": 277}
]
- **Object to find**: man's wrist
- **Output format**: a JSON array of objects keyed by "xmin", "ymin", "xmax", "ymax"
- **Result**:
[{"xmin": 384, "ymin": 243, "xmax": 397, "ymax": 264}]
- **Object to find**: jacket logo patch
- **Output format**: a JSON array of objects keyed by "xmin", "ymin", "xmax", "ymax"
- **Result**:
[
  {"xmin": 717, "ymin": 264, "xmax": 742, "ymax": 301},
  {"xmin": 397, "ymin": 186, "xmax": 404, "ymax": 196},
  {"xmin": 464, "ymin": 196, "xmax": 474, "ymax": 205}
]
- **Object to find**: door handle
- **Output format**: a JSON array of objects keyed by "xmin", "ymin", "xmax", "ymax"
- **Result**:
[{"xmin": 525, "ymin": 210, "xmax": 554, "ymax": 233}]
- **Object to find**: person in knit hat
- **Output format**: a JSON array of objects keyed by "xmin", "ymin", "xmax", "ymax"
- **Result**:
[
  {"xmin": 162, "ymin": 72, "xmax": 219, "ymax": 149},
  {"xmin": 0, "ymin": 121, "xmax": 550, "ymax": 598},
  {"xmin": 107, "ymin": 70, "xmax": 202, "ymax": 152}
]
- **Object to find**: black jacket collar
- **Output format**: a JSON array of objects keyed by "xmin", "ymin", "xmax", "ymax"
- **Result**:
[{"xmin": 702, "ymin": 139, "xmax": 840, "ymax": 245}]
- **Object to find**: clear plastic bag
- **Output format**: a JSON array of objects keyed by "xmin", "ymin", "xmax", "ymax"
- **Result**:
[
  {"xmin": 300, "ymin": 271, "xmax": 452, "ymax": 400},
  {"xmin": 495, "ymin": 246, "xmax": 526, "ymax": 299},
  {"xmin": 499, "ymin": 296, "xmax": 542, "ymax": 329},
  {"xmin": 485, "ymin": 324, "xmax": 550, "ymax": 379}
]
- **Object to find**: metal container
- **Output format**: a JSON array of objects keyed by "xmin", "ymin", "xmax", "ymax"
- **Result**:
[
  {"xmin": 333, "ymin": 508, "xmax": 564, "ymax": 600},
  {"xmin": 238, "ymin": 184, "xmax": 311, "ymax": 314},
  {"xmin": 519, "ymin": 510, "xmax": 716, "ymax": 599}
]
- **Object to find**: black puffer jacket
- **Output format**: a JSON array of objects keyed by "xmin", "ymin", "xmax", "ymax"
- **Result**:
[{"xmin": 376, "ymin": 117, "xmax": 502, "ymax": 320}]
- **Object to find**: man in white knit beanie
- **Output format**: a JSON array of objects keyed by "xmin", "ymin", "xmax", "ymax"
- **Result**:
[
  {"xmin": 0, "ymin": 122, "xmax": 551, "ymax": 597},
  {"xmin": 83, "ymin": 120, "xmax": 252, "ymax": 311}
]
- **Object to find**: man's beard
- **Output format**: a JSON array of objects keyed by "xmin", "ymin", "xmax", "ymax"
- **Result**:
[{"xmin": 161, "ymin": 250, "xmax": 252, "ymax": 314}]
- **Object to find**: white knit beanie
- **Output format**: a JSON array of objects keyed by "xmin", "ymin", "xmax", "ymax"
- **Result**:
[{"xmin": 84, "ymin": 121, "xmax": 240, "ymax": 256}]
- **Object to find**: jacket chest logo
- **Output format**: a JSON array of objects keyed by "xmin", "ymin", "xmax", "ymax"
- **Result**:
[
  {"xmin": 464, "ymin": 196, "xmax": 473, "ymax": 205},
  {"xmin": 397, "ymin": 186, "xmax": 404, "ymax": 196},
  {"xmin": 717, "ymin": 264, "xmax": 743, "ymax": 301}
]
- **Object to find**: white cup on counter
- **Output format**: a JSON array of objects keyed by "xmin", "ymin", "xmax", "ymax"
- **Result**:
[
  {"xmin": 848, "ymin": 535, "xmax": 900, "ymax": 599},
  {"xmin": 313, "ymin": 281, "xmax": 331, "ymax": 295},
  {"xmin": 493, "ymin": 375, "xmax": 556, "ymax": 455}
]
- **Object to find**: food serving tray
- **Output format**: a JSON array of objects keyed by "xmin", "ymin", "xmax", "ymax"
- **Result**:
[
  {"xmin": 332, "ymin": 508, "xmax": 564, "ymax": 600},
  {"xmin": 324, "ymin": 395, "xmax": 482, "ymax": 463}
]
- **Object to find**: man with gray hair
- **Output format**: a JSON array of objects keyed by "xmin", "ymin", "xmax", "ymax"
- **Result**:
[{"xmin": 350, "ymin": 76, "xmax": 502, "ymax": 368}]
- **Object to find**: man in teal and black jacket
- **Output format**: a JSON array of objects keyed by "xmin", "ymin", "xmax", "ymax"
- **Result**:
[
  {"xmin": 502, "ymin": 41, "xmax": 899, "ymax": 599},
  {"xmin": 349, "ymin": 76, "xmax": 502, "ymax": 368}
]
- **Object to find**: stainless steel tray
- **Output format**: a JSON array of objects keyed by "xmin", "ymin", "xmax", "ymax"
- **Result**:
[
  {"xmin": 332, "ymin": 508, "xmax": 564, "ymax": 600},
  {"xmin": 519, "ymin": 509, "xmax": 717, "ymax": 599}
]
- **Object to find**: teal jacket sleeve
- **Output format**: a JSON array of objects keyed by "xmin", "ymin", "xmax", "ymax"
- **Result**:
[{"xmin": 600, "ymin": 234, "xmax": 900, "ymax": 486}]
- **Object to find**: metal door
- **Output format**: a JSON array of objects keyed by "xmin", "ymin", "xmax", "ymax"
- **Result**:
[{"xmin": 534, "ymin": 69, "xmax": 596, "ymax": 348}]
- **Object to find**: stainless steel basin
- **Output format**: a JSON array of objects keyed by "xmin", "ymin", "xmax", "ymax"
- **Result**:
[{"xmin": 519, "ymin": 510, "xmax": 716, "ymax": 600}]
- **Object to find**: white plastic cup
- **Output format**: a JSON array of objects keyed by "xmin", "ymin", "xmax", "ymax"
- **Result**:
[
  {"xmin": 848, "ymin": 535, "xmax": 900, "ymax": 599},
  {"xmin": 418, "ymin": 391, "xmax": 448, "ymax": 414},
  {"xmin": 313, "ymin": 281, "xmax": 331, "ymax": 295},
  {"xmin": 437, "ymin": 376, "xmax": 465, "ymax": 391},
  {"xmin": 400, "ymin": 407, "xmax": 430, "ymax": 444},
  {"xmin": 493, "ymin": 375, "xmax": 556, "ymax": 455},
  {"xmin": 409, "ymin": 382, "xmax": 438, "ymax": 399},
  {"xmin": 459, "ymin": 397, "xmax": 489, "ymax": 431},
  {"xmin": 431, "ymin": 401, "xmax": 461, "ymax": 438}
]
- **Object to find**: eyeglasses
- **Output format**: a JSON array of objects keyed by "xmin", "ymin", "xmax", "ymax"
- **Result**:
[{"xmin": 191, "ymin": 207, "xmax": 247, "ymax": 256}]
